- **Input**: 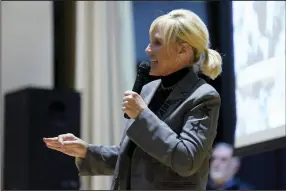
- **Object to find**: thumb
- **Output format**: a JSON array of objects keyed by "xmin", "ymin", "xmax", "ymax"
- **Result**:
[{"xmin": 58, "ymin": 133, "xmax": 76, "ymax": 145}]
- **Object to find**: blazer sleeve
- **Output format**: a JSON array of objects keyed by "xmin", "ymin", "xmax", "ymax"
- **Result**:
[
  {"xmin": 126, "ymin": 91, "xmax": 220, "ymax": 177},
  {"xmin": 75, "ymin": 144, "xmax": 119, "ymax": 176}
]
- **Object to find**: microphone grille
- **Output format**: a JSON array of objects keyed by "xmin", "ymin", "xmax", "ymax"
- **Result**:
[{"xmin": 138, "ymin": 61, "xmax": 151, "ymax": 70}]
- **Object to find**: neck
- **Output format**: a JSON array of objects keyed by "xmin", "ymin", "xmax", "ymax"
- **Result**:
[
  {"xmin": 214, "ymin": 179, "xmax": 227, "ymax": 186},
  {"xmin": 213, "ymin": 177, "xmax": 233, "ymax": 187}
]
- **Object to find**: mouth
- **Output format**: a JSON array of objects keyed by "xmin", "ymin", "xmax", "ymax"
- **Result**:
[{"xmin": 150, "ymin": 60, "xmax": 158, "ymax": 65}]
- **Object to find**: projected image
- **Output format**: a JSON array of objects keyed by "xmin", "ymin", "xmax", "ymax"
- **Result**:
[{"xmin": 233, "ymin": 1, "xmax": 286, "ymax": 148}]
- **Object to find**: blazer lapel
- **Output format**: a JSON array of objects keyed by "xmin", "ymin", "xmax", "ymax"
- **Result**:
[
  {"xmin": 141, "ymin": 79, "xmax": 161, "ymax": 105},
  {"xmin": 122, "ymin": 68, "xmax": 200, "ymax": 152},
  {"xmin": 157, "ymin": 68, "xmax": 200, "ymax": 120}
]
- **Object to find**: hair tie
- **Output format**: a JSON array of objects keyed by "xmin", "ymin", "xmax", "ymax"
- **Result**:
[{"xmin": 200, "ymin": 52, "xmax": 205, "ymax": 61}]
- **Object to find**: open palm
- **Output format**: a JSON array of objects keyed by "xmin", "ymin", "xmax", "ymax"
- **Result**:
[{"xmin": 43, "ymin": 133, "xmax": 88, "ymax": 158}]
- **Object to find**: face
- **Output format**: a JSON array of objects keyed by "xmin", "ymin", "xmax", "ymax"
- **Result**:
[
  {"xmin": 210, "ymin": 146, "xmax": 235, "ymax": 183},
  {"xmin": 145, "ymin": 27, "xmax": 192, "ymax": 76}
]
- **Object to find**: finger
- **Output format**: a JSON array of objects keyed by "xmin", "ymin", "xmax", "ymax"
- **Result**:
[
  {"xmin": 44, "ymin": 141, "xmax": 62, "ymax": 147},
  {"xmin": 124, "ymin": 90, "xmax": 134, "ymax": 96},
  {"xmin": 62, "ymin": 140, "xmax": 80, "ymax": 147},
  {"xmin": 58, "ymin": 135, "xmax": 64, "ymax": 145},
  {"xmin": 122, "ymin": 107, "xmax": 130, "ymax": 113},
  {"xmin": 122, "ymin": 97, "xmax": 128, "ymax": 102},
  {"xmin": 43, "ymin": 137, "xmax": 61, "ymax": 145},
  {"xmin": 46, "ymin": 143, "xmax": 62, "ymax": 149},
  {"xmin": 123, "ymin": 95, "xmax": 133, "ymax": 102},
  {"xmin": 58, "ymin": 133, "xmax": 75, "ymax": 145},
  {"xmin": 122, "ymin": 100, "xmax": 128, "ymax": 106},
  {"xmin": 44, "ymin": 133, "xmax": 75, "ymax": 143},
  {"xmin": 122, "ymin": 102, "xmax": 132, "ymax": 109},
  {"xmin": 43, "ymin": 137, "xmax": 58, "ymax": 142},
  {"xmin": 46, "ymin": 144, "xmax": 63, "ymax": 152}
]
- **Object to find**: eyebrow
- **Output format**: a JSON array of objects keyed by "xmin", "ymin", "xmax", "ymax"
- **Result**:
[{"xmin": 150, "ymin": 35, "xmax": 163, "ymax": 42}]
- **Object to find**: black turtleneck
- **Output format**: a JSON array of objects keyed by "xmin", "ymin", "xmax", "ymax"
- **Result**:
[
  {"xmin": 148, "ymin": 67, "xmax": 189, "ymax": 114},
  {"xmin": 126, "ymin": 67, "xmax": 190, "ymax": 189}
]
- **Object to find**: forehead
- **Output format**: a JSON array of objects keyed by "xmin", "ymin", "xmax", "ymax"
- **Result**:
[
  {"xmin": 150, "ymin": 27, "xmax": 163, "ymax": 40},
  {"xmin": 212, "ymin": 146, "xmax": 233, "ymax": 157}
]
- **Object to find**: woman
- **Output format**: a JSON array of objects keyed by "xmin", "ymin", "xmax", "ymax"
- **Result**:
[{"xmin": 43, "ymin": 9, "xmax": 222, "ymax": 190}]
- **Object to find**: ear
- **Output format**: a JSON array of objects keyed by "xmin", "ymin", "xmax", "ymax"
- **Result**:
[
  {"xmin": 231, "ymin": 157, "xmax": 241, "ymax": 173},
  {"xmin": 233, "ymin": 163, "xmax": 240, "ymax": 173},
  {"xmin": 178, "ymin": 42, "xmax": 192, "ymax": 54},
  {"xmin": 177, "ymin": 43, "xmax": 194, "ymax": 62}
]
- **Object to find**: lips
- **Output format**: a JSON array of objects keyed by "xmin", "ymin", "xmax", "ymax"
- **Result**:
[{"xmin": 150, "ymin": 60, "xmax": 158, "ymax": 64}]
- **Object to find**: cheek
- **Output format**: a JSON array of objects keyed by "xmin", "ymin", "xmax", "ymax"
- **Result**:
[
  {"xmin": 157, "ymin": 52, "xmax": 170, "ymax": 63},
  {"xmin": 151, "ymin": 45, "xmax": 161, "ymax": 54},
  {"xmin": 163, "ymin": 54, "xmax": 177, "ymax": 67},
  {"xmin": 220, "ymin": 163, "xmax": 230, "ymax": 171}
]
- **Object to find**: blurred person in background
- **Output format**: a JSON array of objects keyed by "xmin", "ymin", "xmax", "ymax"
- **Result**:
[
  {"xmin": 43, "ymin": 9, "xmax": 222, "ymax": 190},
  {"xmin": 207, "ymin": 143, "xmax": 253, "ymax": 190}
]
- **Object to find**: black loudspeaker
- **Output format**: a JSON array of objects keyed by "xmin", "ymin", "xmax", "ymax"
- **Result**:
[{"xmin": 3, "ymin": 87, "xmax": 81, "ymax": 190}]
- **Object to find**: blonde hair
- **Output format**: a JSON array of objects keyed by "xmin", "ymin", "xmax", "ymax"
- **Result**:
[{"xmin": 149, "ymin": 9, "xmax": 222, "ymax": 80}]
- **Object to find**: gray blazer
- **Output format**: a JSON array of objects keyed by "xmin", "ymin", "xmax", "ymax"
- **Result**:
[{"xmin": 75, "ymin": 69, "xmax": 220, "ymax": 190}]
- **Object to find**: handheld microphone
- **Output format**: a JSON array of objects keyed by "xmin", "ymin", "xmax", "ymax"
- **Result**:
[{"xmin": 124, "ymin": 61, "xmax": 158, "ymax": 119}]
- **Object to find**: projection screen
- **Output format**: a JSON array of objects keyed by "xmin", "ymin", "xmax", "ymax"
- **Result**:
[{"xmin": 232, "ymin": 1, "xmax": 286, "ymax": 155}]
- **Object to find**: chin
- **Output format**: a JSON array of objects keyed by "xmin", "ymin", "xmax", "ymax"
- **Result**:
[
  {"xmin": 149, "ymin": 70, "xmax": 160, "ymax": 76},
  {"xmin": 210, "ymin": 172, "xmax": 225, "ymax": 182}
]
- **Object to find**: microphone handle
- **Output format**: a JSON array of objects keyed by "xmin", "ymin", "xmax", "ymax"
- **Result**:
[
  {"xmin": 124, "ymin": 113, "xmax": 130, "ymax": 119},
  {"xmin": 123, "ymin": 75, "xmax": 144, "ymax": 120}
]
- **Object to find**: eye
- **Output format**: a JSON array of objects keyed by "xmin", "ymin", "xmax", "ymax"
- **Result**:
[
  {"xmin": 153, "ymin": 40, "xmax": 161, "ymax": 45},
  {"xmin": 150, "ymin": 38, "xmax": 162, "ymax": 46}
]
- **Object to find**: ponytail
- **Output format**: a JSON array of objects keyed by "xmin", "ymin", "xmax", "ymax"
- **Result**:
[{"xmin": 200, "ymin": 48, "xmax": 222, "ymax": 80}]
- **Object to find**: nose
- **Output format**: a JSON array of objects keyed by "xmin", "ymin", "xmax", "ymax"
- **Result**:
[
  {"xmin": 211, "ymin": 159, "xmax": 220, "ymax": 166},
  {"xmin": 145, "ymin": 44, "xmax": 151, "ymax": 54}
]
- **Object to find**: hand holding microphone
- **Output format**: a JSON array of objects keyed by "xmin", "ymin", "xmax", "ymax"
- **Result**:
[
  {"xmin": 123, "ymin": 61, "xmax": 158, "ymax": 119},
  {"xmin": 122, "ymin": 90, "xmax": 147, "ymax": 119}
]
